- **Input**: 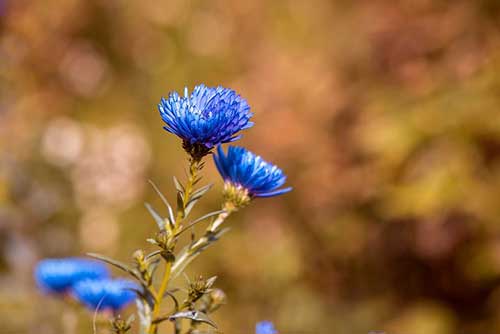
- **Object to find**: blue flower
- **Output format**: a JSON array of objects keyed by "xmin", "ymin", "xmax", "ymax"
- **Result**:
[
  {"xmin": 72, "ymin": 278, "xmax": 139, "ymax": 312},
  {"xmin": 256, "ymin": 321, "xmax": 278, "ymax": 334},
  {"xmin": 34, "ymin": 258, "xmax": 110, "ymax": 294},
  {"xmin": 213, "ymin": 145, "xmax": 292, "ymax": 198},
  {"xmin": 158, "ymin": 85, "xmax": 253, "ymax": 158}
]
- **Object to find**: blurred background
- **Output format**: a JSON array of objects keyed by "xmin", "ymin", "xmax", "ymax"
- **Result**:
[{"xmin": 2, "ymin": 0, "xmax": 500, "ymax": 333}]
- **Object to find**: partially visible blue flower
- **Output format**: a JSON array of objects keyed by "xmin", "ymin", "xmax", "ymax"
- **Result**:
[
  {"xmin": 72, "ymin": 278, "xmax": 139, "ymax": 312},
  {"xmin": 256, "ymin": 321, "xmax": 278, "ymax": 334},
  {"xmin": 34, "ymin": 258, "xmax": 110, "ymax": 294},
  {"xmin": 213, "ymin": 145, "xmax": 292, "ymax": 198},
  {"xmin": 158, "ymin": 85, "xmax": 253, "ymax": 159}
]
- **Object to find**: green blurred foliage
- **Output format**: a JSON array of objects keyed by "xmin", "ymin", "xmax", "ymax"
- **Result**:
[{"xmin": 1, "ymin": 0, "xmax": 500, "ymax": 333}]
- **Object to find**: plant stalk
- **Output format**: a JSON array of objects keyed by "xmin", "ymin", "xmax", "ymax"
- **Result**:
[{"xmin": 147, "ymin": 158, "xmax": 201, "ymax": 334}]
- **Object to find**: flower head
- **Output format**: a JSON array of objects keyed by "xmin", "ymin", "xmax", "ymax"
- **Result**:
[
  {"xmin": 158, "ymin": 85, "xmax": 253, "ymax": 159},
  {"xmin": 256, "ymin": 321, "xmax": 278, "ymax": 334},
  {"xmin": 34, "ymin": 258, "xmax": 110, "ymax": 294},
  {"xmin": 72, "ymin": 278, "xmax": 139, "ymax": 312},
  {"xmin": 213, "ymin": 146, "xmax": 292, "ymax": 202}
]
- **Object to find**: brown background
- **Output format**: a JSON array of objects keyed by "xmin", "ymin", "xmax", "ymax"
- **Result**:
[{"xmin": 2, "ymin": 0, "xmax": 500, "ymax": 333}]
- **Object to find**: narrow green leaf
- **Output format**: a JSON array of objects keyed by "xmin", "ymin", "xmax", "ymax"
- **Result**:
[
  {"xmin": 149, "ymin": 180, "xmax": 170, "ymax": 207},
  {"xmin": 87, "ymin": 253, "xmax": 158, "ymax": 308},
  {"xmin": 145, "ymin": 250, "xmax": 162, "ymax": 260},
  {"xmin": 173, "ymin": 176, "xmax": 185, "ymax": 194},
  {"xmin": 148, "ymin": 258, "xmax": 161, "ymax": 278},
  {"xmin": 171, "ymin": 246, "xmax": 195, "ymax": 279},
  {"xmin": 184, "ymin": 198, "xmax": 198, "ymax": 218},
  {"xmin": 212, "ymin": 227, "xmax": 231, "ymax": 241},
  {"xmin": 168, "ymin": 311, "xmax": 217, "ymax": 328},
  {"xmin": 145, "ymin": 203, "xmax": 166, "ymax": 230},
  {"xmin": 191, "ymin": 184, "xmax": 213, "ymax": 199},
  {"xmin": 205, "ymin": 276, "xmax": 217, "ymax": 289},
  {"xmin": 176, "ymin": 210, "xmax": 224, "ymax": 237},
  {"xmin": 87, "ymin": 253, "xmax": 143, "ymax": 282},
  {"xmin": 146, "ymin": 238, "xmax": 158, "ymax": 245},
  {"xmin": 149, "ymin": 180, "xmax": 175, "ymax": 226},
  {"xmin": 177, "ymin": 191, "xmax": 184, "ymax": 216},
  {"xmin": 167, "ymin": 205, "xmax": 175, "ymax": 227}
]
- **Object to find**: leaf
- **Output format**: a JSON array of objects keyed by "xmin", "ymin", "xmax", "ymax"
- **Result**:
[
  {"xmin": 148, "ymin": 258, "xmax": 161, "ymax": 278},
  {"xmin": 145, "ymin": 250, "xmax": 162, "ymax": 260},
  {"xmin": 87, "ymin": 254, "xmax": 157, "ymax": 307},
  {"xmin": 87, "ymin": 253, "xmax": 140, "ymax": 279},
  {"xmin": 126, "ymin": 314, "xmax": 135, "ymax": 327},
  {"xmin": 171, "ymin": 228, "xmax": 231, "ymax": 279},
  {"xmin": 168, "ymin": 311, "xmax": 217, "ymax": 328},
  {"xmin": 190, "ymin": 210, "xmax": 224, "ymax": 226},
  {"xmin": 191, "ymin": 184, "xmax": 213, "ymax": 199},
  {"xmin": 176, "ymin": 210, "xmax": 225, "ymax": 237},
  {"xmin": 166, "ymin": 204, "xmax": 175, "ymax": 228},
  {"xmin": 145, "ymin": 203, "xmax": 166, "ymax": 230},
  {"xmin": 148, "ymin": 180, "xmax": 171, "ymax": 208},
  {"xmin": 163, "ymin": 290, "xmax": 180, "ymax": 312},
  {"xmin": 146, "ymin": 238, "xmax": 158, "ymax": 245},
  {"xmin": 171, "ymin": 246, "xmax": 196, "ymax": 279},
  {"xmin": 149, "ymin": 180, "xmax": 175, "ymax": 227},
  {"xmin": 184, "ymin": 199, "xmax": 198, "ymax": 218},
  {"xmin": 86, "ymin": 253, "xmax": 151, "ymax": 296},
  {"xmin": 173, "ymin": 176, "xmax": 185, "ymax": 194},
  {"xmin": 205, "ymin": 276, "xmax": 217, "ymax": 289},
  {"xmin": 177, "ymin": 191, "xmax": 184, "ymax": 216}
]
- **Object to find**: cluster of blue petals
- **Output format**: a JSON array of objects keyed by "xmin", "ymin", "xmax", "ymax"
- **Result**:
[
  {"xmin": 34, "ymin": 258, "xmax": 110, "ymax": 294},
  {"xmin": 72, "ymin": 278, "xmax": 139, "ymax": 311},
  {"xmin": 256, "ymin": 321, "xmax": 278, "ymax": 334},
  {"xmin": 213, "ymin": 145, "xmax": 292, "ymax": 198},
  {"xmin": 158, "ymin": 85, "xmax": 253, "ymax": 149}
]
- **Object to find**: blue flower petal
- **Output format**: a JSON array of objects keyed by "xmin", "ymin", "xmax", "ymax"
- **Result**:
[
  {"xmin": 72, "ymin": 278, "xmax": 139, "ymax": 312},
  {"xmin": 213, "ymin": 146, "xmax": 292, "ymax": 198},
  {"xmin": 34, "ymin": 258, "xmax": 110, "ymax": 294},
  {"xmin": 158, "ymin": 85, "xmax": 253, "ymax": 151}
]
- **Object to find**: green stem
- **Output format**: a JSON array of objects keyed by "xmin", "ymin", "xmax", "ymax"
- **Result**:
[{"xmin": 148, "ymin": 158, "xmax": 202, "ymax": 334}]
